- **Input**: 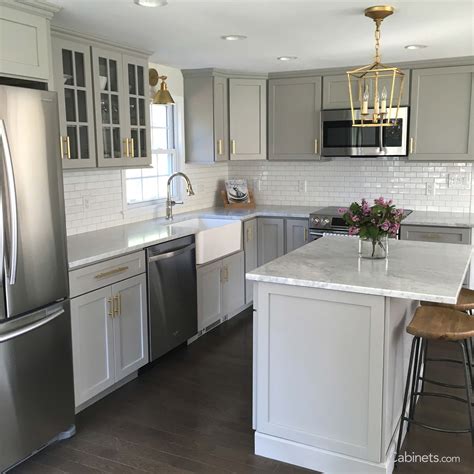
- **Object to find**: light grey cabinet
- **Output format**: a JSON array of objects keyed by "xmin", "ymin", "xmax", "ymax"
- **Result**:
[
  {"xmin": 322, "ymin": 71, "xmax": 410, "ymax": 110},
  {"xmin": 229, "ymin": 78, "xmax": 267, "ymax": 160},
  {"xmin": 52, "ymin": 38, "xmax": 96, "ymax": 169},
  {"xmin": 197, "ymin": 250, "xmax": 245, "ymax": 332},
  {"xmin": 258, "ymin": 218, "xmax": 285, "ymax": 266},
  {"xmin": 183, "ymin": 72, "xmax": 229, "ymax": 163},
  {"xmin": 409, "ymin": 66, "xmax": 474, "ymax": 161},
  {"xmin": 244, "ymin": 219, "xmax": 258, "ymax": 304},
  {"xmin": 286, "ymin": 218, "xmax": 309, "ymax": 253},
  {"xmin": 268, "ymin": 77, "xmax": 322, "ymax": 160}
]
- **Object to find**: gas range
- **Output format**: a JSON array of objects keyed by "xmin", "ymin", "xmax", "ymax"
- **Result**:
[{"xmin": 308, "ymin": 206, "xmax": 412, "ymax": 241}]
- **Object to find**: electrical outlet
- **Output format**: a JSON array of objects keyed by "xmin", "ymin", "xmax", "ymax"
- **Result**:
[
  {"xmin": 425, "ymin": 182, "xmax": 435, "ymax": 196},
  {"xmin": 298, "ymin": 180, "xmax": 307, "ymax": 193}
]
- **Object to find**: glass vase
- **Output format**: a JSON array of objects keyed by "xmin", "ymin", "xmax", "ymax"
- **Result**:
[{"xmin": 359, "ymin": 235, "xmax": 388, "ymax": 259}]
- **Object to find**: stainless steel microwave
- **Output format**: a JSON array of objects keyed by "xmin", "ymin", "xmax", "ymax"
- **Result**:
[{"xmin": 321, "ymin": 107, "xmax": 409, "ymax": 157}]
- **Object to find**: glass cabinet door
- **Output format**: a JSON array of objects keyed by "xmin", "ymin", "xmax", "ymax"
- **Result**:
[
  {"xmin": 52, "ymin": 38, "xmax": 96, "ymax": 169},
  {"xmin": 122, "ymin": 55, "xmax": 152, "ymax": 167},
  {"xmin": 91, "ymin": 47, "xmax": 128, "ymax": 167}
]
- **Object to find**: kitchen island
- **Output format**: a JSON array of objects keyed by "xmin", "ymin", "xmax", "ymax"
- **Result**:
[{"xmin": 247, "ymin": 237, "xmax": 472, "ymax": 474}]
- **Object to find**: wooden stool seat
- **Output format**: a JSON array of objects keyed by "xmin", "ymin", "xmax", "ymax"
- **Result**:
[
  {"xmin": 421, "ymin": 288, "xmax": 474, "ymax": 312},
  {"xmin": 407, "ymin": 306, "xmax": 474, "ymax": 341}
]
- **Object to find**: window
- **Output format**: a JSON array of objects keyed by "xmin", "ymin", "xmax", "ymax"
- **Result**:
[{"xmin": 125, "ymin": 104, "xmax": 178, "ymax": 205}]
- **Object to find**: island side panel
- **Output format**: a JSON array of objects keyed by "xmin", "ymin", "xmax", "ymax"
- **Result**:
[
  {"xmin": 254, "ymin": 282, "xmax": 385, "ymax": 464},
  {"xmin": 382, "ymin": 297, "xmax": 419, "ymax": 458}
]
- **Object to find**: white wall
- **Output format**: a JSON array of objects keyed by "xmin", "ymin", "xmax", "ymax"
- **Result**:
[{"xmin": 64, "ymin": 63, "xmax": 229, "ymax": 235}]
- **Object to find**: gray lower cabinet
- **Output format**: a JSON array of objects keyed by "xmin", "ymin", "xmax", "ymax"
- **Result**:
[
  {"xmin": 70, "ymin": 273, "xmax": 148, "ymax": 409},
  {"xmin": 183, "ymin": 71, "xmax": 229, "ymax": 163},
  {"xmin": 229, "ymin": 78, "xmax": 267, "ymax": 160},
  {"xmin": 268, "ymin": 76, "xmax": 322, "ymax": 160},
  {"xmin": 286, "ymin": 218, "xmax": 309, "ymax": 253},
  {"xmin": 258, "ymin": 218, "xmax": 285, "ymax": 266},
  {"xmin": 244, "ymin": 219, "xmax": 258, "ymax": 304},
  {"xmin": 400, "ymin": 224, "xmax": 471, "ymax": 286},
  {"xmin": 409, "ymin": 66, "xmax": 474, "ymax": 161},
  {"xmin": 323, "ymin": 71, "xmax": 410, "ymax": 110},
  {"xmin": 197, "ymin": 251, "xmax": 245, "ymax": 332}
]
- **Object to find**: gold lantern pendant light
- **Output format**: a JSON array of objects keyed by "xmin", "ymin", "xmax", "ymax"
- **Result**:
[
  {"xmin": 149, "ymin": 68, "xmax": 175, "ymax": 105},
  {"xmin": 347, "ymin": 5, "xmax": 405, "ymax": 127}
]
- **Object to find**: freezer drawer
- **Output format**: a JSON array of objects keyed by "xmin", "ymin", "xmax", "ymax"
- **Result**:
[
  {"xmin": 0, "ymin": 302, "xmax": 75, "ymax": 472},
  {"xmin": 147, "ymin": 236, "xmax": 198, "ymax": 362}
]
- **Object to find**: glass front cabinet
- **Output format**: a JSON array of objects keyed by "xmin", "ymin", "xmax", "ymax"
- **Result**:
[{"xmin": 52, "ymin": 36, "xmax": 151, "ymax": 169}]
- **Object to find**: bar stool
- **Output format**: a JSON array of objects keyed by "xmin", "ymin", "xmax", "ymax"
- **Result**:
[{"xmin": 395, "ymin": 306, "xmax": 474, "ymax": 467}]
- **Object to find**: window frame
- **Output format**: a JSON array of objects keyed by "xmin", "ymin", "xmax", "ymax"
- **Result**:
[{"xmin": 122, "ymin": 99, "xmax": 183, "ymax": 213}]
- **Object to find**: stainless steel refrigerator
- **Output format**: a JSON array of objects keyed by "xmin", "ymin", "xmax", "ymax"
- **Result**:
[{"xmin": 0, "ymin": 85, "xmax": 75, "ymax": 472}]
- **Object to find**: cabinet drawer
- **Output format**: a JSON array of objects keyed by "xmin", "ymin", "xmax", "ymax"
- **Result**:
[
  {"xmin": 69, "ymin": 252, "xmax": 146, "ymax": 298},
  {"xmin": 400, "ymin": 225, "xmax": 471, "ymax": 245}
]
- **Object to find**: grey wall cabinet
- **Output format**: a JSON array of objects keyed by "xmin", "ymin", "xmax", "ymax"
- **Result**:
[
  {"xmin": 183, "ymin": 73, "xmax": 229, "ymax": 163},
  {"xmin": 286, "ymin": 218, "xmax": 309, "ymax": 253},
  {"xmin": 322, "ymin": 71, "xmax": 410, "ymax": 110},
  {"xmin": 197, "ymin": 251, "xmax": 245, "ymax": 332},
  {"xmin": 229, "ymin": 78, "xmax": 267, "ymax": 160},
  {"xmin": 244, "ymin": 219, "xmax": 258, "ymax": 304},
  {"xmin": 268, "ymin": 77, "xmax": 322, "ymax": 160},
  {"xmin": 409, "ymin": 66, "xmax": 474, "ymax": 161},
  {"xmin": 257, "ymin": 218, "xmax": 285, "ymax": 266}
]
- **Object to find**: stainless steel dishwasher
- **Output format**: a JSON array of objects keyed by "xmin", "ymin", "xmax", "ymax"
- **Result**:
[{"xmin": 147, "ymin": 235, "xmax": 197, "ymax": 361}]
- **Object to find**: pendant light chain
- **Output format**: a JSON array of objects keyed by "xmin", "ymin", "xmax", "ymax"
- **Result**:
[{"xmin": 374, "ymin": 19, "xmax": 382, "ymax": 64}]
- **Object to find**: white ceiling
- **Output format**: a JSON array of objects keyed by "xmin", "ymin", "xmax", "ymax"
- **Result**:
[{"xmin": 51, "ymin": 0, "xmax": 474, "ymax": 72}]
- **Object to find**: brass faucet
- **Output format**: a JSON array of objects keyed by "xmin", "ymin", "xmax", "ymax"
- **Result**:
[{"xmin": 166, "ymin": 172, "xmax": 195, "ymax": 220}]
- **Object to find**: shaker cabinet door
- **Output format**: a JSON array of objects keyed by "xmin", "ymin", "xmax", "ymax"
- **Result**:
[
  {"xmin": 213, "ymin": 75, "xmax": 229, "ymax": 161},
  {"xmin": 268, "ymin": 77, "xmax": 322, "ymax": 160},
  {"xmin": 197, "ymin": 260, "xmax": 223, "ymax": 331},
  {"xmin": 122, "ymin": 55, "xmax": 152, "ymax": 167},
  {"xmin": 70, "ymin": 287, "xmax": 115, "ymax": 407},
  {"xmin": 409, "ymin": 66, "xmax": 474, "ymax": 161},
  {"xmin": 286, "ymin": 219, "xmax": 309, "ymax": 253},
  {"xmin": 229, "ymin": 78, "xmax": 267, "ymax": 160},
  {"xmin": 258, "ymin": 218, "xmax": 285, "ymax": 266},
  {"xmin": 52, "ymin": 38, "xmax": 96, "ymax": 169},
  {"xmin": 91, "ymin": 47, "xmax": 128, "ymax": 167},
  {"xmin": 112, "ymin": 274, "xmax": 149, "ymax": 381},
  {"xmin": 222, "ymin": 251, "xmax": 245, "ymax": 317}
]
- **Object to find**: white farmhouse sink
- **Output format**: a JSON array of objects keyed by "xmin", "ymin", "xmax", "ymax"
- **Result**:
[{"xmin": 169, "ymin": 218, "xmax": 241, "ymax": 264}]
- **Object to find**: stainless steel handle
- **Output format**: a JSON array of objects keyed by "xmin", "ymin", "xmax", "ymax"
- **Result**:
[
  {"xmin": 0, "ymin": 308, "xmax": 64, "ymax": 343},
  {"xmin": 0, "ymin": 120, "xmax": 18, "ymax": 285},
  {"xmin": 148, "ymin": 243, "xmax": 195, "ymax": 263}
]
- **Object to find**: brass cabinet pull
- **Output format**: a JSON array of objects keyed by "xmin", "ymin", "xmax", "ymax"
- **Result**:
[
  {"xmin": 246, "ymin": 227, "xmax": 252, "ymax": 242},
  {"xmin": 220, "ymin": 266, "xmax": 229, "ymax": 283},
  {"xmin": 314, "ymin": 138, "xmax": 319, "ymax": 155},
  {"xmin": 409, "ymin": 137, "xmax": 415, "ymax": 154},
  {"xmin": 113, "ymin": 295, "xmax": 120, "ymax": 316},
  {"xmin": 217, "ymin": 139, "xmax": 223, "ymax": 155},
  {"xmin": 123, "ymin": 138, "xmax": 130, "ymax": 157},
  {"xmin": 94, "ymin": 266, "xmax": 129, "ymax": 280},
  {"xmin": 107, "ymin": 297, "xmax": 113, "ymax": 317},
  {"xmin": 66, "ymin": 135, "xmax": 71, "ymax": 159},
  {"xmin": 130, "ymin": 137, "xmax": 135, "ymax": 158},
  {"xmin": 231, "ymin": 139, "xmax": 236, "ymax": 155}
]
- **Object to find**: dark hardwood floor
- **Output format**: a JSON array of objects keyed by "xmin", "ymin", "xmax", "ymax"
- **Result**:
[{"xmin": 12, "ymin": 309, "xmax": 474, "ymax": 474}]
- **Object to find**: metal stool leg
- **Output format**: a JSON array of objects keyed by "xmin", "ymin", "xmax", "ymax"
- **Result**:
[
  {"xmin": 460, "ymin": 340, "xmax": 474, "ymax": 446},
  {"xmin": 410, "ymin": 339, "xmax": 425, "ymax": 422},
  {"xmin": 407, "ymin": 337, "xmax": 421, "ymax": 433},
  {"xmin": 420, "ymin": 340, "xmax": 428, "ymax": 393},
  {"xmin": 395, "ymin": 336, "xmax": 418, "ymax": 467}
]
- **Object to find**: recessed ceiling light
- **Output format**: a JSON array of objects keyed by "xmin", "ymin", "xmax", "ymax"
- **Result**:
[
  {"xmin": 221, "ymin": 35, "xmax": 247, "ymax": 41},
  {"xmin": 133, "ymin": 0, "xmax": 167, "ymax": 7},
  {"xmin": 277, "ymin": 56, "xmax": 298, "ymax": 61},
  {"xmin": 404, "ymin": 44, "xmax": 428, "ymax": 50}
]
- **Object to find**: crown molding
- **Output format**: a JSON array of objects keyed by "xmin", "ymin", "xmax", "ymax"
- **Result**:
[{"xmin": 0, "ymin": 0, "xmax": 61, "ymax": 18}]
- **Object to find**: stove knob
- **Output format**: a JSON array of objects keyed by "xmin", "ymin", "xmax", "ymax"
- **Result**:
[
  {"xmin": 322, "ymin": 217, "xmax": 331, "ymax": 226},
  {"xmin": 311, "ymin": 217, "xmax": 320, "ymax": 225}
]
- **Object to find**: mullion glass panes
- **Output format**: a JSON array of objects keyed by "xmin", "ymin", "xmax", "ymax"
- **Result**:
[
  {"xmin": 75, "ymin": 52, "xmax": 85, "ymax": 87},
  {"xmin": 101, "ymin": 94, "xmax": 110, "ymax": 124},
  {"xmin": 103, "ymin": 128, "xmax": 112, "ymax": 158},
  {"xmin": 67, "ymin": 126, "xmax": 78, "ymax": 160},
  {"xmin": 127, "ymin": 62, "xmax": 148, "ymax": 158},
  {"xmin": 62, "ymin": 49, "xmax": 74, "ymax": 85},
  {"xmin": 131, "ymin": 129, "xmax": 139, "ymax": 158},
  {"xmin": 77, "ymin": 90, "xmax": 87, "ymax": 122},
  {"xmin": 113, "ymin": 128, "xmax": 121, "ymax": 158},
  {"xmin": 65, "ymin": 88, "xmax": 76, "ymax": 122},
  {"xmin": 79, "ymin": 126, "xmax": 89, "ymax": 159}
]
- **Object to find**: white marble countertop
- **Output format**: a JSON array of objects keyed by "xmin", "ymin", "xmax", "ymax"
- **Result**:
[
  {"xmin": 247, "ymin": 237, "xmax": 472, "ymax": 304},
  {"xmin": 403, "ymin": 211, "xmax": 474, "ymax": 228},
  {"xmin": 67, "ymin": 205, "xmax": 317, "ymax": 269}
]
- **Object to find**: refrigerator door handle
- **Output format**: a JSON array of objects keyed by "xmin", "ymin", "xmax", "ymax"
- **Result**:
[
  {"xmin": 0, "ymin": 120, "xmax": 19, "ymax": 285},
  {"xmin": 0, "ymin": 308, "xmax": 64, "ymax": 343}
]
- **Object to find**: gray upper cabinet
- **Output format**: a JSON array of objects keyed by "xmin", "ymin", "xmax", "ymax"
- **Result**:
[
  {"xmin": 229, "ymin": 78, "xmax": 267, "ymax": 161},
  {"xmin": 286, "ymin": 219, "xmax": 309, "ymax": 253},
  {"xmin": 257, "ymin": 218, "xmax": 285, "ymax": 266},
  {"xmin": 183, "ymin": 71, "xmax": 228, "ymax": 163},
  {"xmin": 268, "ymin": 77, "xmax": 322, "ymax": 160},
  {"xmin": 322, "ymin": 71, "xmax": 410, "ymax": 110},
  {"xmin": 409, "ymin": 66, "xmax": 474, "ymax": 161},
  {"xmin": 52, "ymin": 37, "xmax": 96, "ymax": 169}
]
